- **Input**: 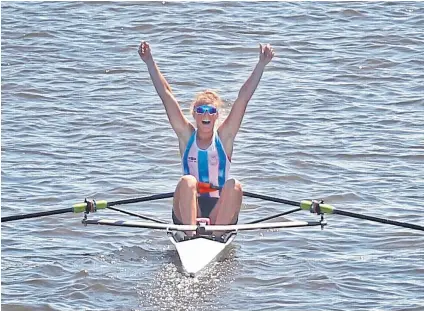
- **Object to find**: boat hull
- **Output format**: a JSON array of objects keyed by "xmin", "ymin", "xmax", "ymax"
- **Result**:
[{"xmin": 168, "ymin": 231, "xmax": 237, "ymax": 277}]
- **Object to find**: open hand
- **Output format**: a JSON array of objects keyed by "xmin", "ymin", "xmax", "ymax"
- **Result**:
[
  {"xmin": 259, "ymin": 43, "xmax": 274, "ymax": 65},
  {"xmin": 138, "ymin": 41, "xmax": 152, "ymax": 63}
]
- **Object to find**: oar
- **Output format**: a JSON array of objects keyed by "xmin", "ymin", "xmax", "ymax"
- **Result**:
[
  {"xmin": 198, "ymin": 182, "xmax": 301, "ymax": 206},
  {"xmin": 250, "ymin": 194, "xmax": 424, "ymax": 232},
  {"xmin": 1, "ymin": 192, "xmax": 174, "ymax": 223},
  {"xmin": 198, "ymin": 182, "xmax": 300, "ymax": 205},
  {"xmin": 107, "ymin": 192, "xmax": 174, "ymax": 206},
  {"xmin": 198, "ymin": 182, "xmax": 424, "ymax": 232}
]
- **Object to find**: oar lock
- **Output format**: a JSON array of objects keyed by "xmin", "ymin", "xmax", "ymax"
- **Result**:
[
  {"xmin": 309, "ymin": 200, "xmax": 327, "ymax": 230},
  {"xmin": 309, "ymin": 199, "xmax": 325, "ymax": 215},
  {"xmin": 82, "ymin": 198, "xmax": 98, "ymax": 222}
]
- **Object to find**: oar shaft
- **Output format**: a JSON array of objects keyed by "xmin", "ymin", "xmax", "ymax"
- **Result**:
[
  {"xmin": 334, "ymin": 209, "xmax": 424, "ymax": 232},
  {"xmin": 198, "ymin": 182, "xmax": 301, "ymax": 207},
  {"xmin": 107, "ymin": 192, "xmax": 174, "ymax": 207},
  {"xmin": 2, "ymin": 192, "xmax": 174, "ymax": 223},
  {"xmin": 1, "ymin": 208, "xmax": 73, "ymax": 222},
  {"xmin": 243, "ymin": 191, "xmax": 299, "ymax": 207},
  {"xmin": 199, "ymin": 183, "xmax": 301, "ymax": 207}
]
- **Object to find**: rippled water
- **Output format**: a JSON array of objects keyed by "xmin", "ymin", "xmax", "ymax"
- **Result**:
[{"xmin": 2, "ymin": 2, "xmax": 424, "ymax": 311}]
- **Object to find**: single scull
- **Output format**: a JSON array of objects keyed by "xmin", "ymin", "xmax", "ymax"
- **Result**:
[{"xmin": 2, "ymin": 188, "xmax": 423, "ymax": 276}]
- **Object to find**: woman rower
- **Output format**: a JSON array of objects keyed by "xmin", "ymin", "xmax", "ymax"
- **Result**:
[{"xmin": 138, "ymin": 41, "xmax": 274, "ymax": 231}]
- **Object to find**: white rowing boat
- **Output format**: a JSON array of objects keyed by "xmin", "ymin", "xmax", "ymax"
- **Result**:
[
  {"xmin": 168, "ymin": 230, "xmax": 237, "ymax": 276},
  {"xmin": 82, "ymin": 217, "xmax": 325, "ymax": 276}
]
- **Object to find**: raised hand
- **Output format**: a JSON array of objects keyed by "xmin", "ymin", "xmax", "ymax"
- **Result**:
[
  {"xmin": 138, "ymin": 41, "xmax": 153, "ymax": 63},
  {"xmin": 259, "ymin": 43, "xmax": 274, "ymax": 65}
]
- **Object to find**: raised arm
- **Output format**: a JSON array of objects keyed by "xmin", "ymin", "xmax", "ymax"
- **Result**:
[
  {"xmin": 138, "ymin": 41, "xmax": 193, "ymax": 139},
  {"xmin": 219, "ymin": 44, "xmax": 274, "ymax": 145}
]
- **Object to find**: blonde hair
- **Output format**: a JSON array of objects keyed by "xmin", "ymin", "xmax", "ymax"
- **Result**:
[{"xmin": 191, "ymin": 90, "xmax": 223, "ymax": 110}]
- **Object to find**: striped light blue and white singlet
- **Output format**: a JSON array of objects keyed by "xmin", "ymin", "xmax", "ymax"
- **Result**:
[{"xmin": 182, "ymin": 130, "xmax": 231, "ymax": 198}]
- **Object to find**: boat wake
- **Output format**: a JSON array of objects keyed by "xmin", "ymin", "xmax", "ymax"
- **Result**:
[{"xmin": 137, "ymin": 248, "xmax": 238, "ymax": 311}]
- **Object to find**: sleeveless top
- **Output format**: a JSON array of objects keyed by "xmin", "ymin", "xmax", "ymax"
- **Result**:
[{"xmin": 182, "ymin": 130, "xmax": 231, "ymax": 198}]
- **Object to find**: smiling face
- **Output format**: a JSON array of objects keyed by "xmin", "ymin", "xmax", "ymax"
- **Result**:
[
  {"xmin": 192, "ymin": 103, "xmax": 219, "ymax": 132},
  {"xmin": 191, "ymin": 90, "xmax": 223, "ymax": 133}
]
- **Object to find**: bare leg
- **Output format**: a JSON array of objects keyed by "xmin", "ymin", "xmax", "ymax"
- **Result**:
[
  {"xmin": 173, "ymin": 175, "xmax": 198, "ymax": 233},
  {"xmin": 209, "ymin": 178, "xmax": 243, "ymax": 227}
]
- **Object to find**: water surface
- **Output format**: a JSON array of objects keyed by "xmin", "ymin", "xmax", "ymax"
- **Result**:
[{"xmin": 2, "ymin": 2, "xmax": 424, "ymax": 310}]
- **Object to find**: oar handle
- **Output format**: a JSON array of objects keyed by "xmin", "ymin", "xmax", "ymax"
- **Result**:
[{"xmin": 197, "ymin": 182, "xmax": 220, "ymax": 193}]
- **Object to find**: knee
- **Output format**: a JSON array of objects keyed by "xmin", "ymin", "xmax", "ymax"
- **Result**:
[
  {"xmin": 225, "ymin": 178, "xmax": 243, "ymax": 193},
  {"xmin": 179, "ymin": 175, "xmax": 198, "ymax": 191}
]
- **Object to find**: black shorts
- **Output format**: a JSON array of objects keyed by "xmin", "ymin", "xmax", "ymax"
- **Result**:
[{"xmin": 172, "ymin": 196, "xmax": 219, "ymax": 225}]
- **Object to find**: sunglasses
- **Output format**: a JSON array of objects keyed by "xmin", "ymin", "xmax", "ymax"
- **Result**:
[{"xmin": 193, "ymin": 105, "xmax": 218, "ymax": 115}]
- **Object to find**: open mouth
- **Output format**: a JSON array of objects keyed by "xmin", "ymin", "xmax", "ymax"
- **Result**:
[{"xmin": 202, "ymin": 120, "xmax": 211, "ymax": 125}]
